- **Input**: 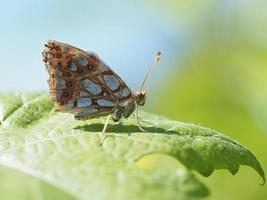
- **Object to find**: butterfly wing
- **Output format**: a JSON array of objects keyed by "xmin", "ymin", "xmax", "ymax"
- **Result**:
[{"xmin": 42, "ymin": 40, "xmax": 133, "ymax": 119}]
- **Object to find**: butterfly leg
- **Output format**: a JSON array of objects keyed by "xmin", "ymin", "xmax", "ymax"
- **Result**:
[
  {"xmin": 140, "ymin": 119, "xmax": 153, "ymax": 126},
  {"xmin": 97, "ymin": 114, "xmax": 111, "ymax": 145},
  {"xmin": 135, "ymin": 101, "xmax": 145, "ymax": 132}
]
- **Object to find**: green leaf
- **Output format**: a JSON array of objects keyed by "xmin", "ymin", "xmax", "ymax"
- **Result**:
[
  {"xmin": 0, "ymin": 165, "xmax": 75, "ymax": 200},
  {"xmin": 0, "ymin": 93, "xmax": 264, "ymax": 200}
]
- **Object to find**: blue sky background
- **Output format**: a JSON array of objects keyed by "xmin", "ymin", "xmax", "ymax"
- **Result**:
[{"xmin": 0, "ymin": 0, "xmax": 185, "ymax": 92}]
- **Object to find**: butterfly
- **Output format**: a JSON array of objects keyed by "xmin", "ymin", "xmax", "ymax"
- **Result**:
[{"xmin": 42, "ymin": 40, "xmax": 161, "ymax": 143}]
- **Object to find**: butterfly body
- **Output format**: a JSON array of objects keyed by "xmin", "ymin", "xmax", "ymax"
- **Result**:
[{"xmin": 42, "ymin": 40, "xmax": 147, "ymax": 123}]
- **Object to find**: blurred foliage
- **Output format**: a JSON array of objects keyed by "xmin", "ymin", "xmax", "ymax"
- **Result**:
[
  {"xmin": 149, "ymin": 0, "xmax": 267, "ymax": 199},
  {"xmin": 0, "ymin": 166, "xmax": 75, "ymax": 200}
]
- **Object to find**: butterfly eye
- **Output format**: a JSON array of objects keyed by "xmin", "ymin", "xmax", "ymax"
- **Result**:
[
  {"xmin": 138, "ymin": 101, "xmax": 145, "ymax": 106},
  {"xmin": 136, "ymin": 93, "xmax": 146, "ymax": 106}
]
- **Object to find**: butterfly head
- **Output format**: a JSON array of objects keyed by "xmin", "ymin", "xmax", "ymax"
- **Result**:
[{"xmin": 134, "ymin": 91, "xmax": 147, "ymax": 106}]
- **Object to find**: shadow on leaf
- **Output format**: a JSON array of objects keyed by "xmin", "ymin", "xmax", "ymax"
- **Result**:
[{"xmin": 74, "ymin": 122, "xmax": 177, "ymax": 135}]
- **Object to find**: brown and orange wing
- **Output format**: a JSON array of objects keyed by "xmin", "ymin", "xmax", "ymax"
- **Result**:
[{"xmin": 42, "ymin": 40, "xmax": 133, "ymax": 119}]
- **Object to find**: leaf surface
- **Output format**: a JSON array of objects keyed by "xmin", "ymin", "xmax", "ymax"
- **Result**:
[{"xmin": 0, "ymin": 93, "xmax": 264, "ymax": 200}]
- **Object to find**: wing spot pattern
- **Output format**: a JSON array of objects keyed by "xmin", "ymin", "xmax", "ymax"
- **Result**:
[
  {"xmin": 97, "ymin": 99, "xmax": 114, "ymax": 107},
  {"xmin": 82, "ymin": 79, "xmax": 102, "ymax": 95},
  {"xmin": 104, "ymin": 75, "xmax": 120, "ymax": 91},
  {"xmin": 56, "ymin": 79, "xmax": 66, "ymax": 89},
  {"xmin": 77, "ymin": 98, "xmax": 92, "ymax": 107}
]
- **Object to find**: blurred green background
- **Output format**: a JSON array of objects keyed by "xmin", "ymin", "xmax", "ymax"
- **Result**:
[
  {"xmin": 148, "ymin": 1, "xmax": 267, "ymax": 199},
  {"xmin": 1, "ymin": 0, "xmax": 266, "ymax": 199}
]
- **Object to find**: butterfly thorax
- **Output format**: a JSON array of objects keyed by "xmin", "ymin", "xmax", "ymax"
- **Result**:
[{"xmin": 112, "ymin": 91, "xmax": 147, "ymax": 122}]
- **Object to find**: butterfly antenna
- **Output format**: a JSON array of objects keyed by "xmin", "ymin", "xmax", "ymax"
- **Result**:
[{"xmin": 139, "ymin": 51, "xmax": 161, "ymax": 91}]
